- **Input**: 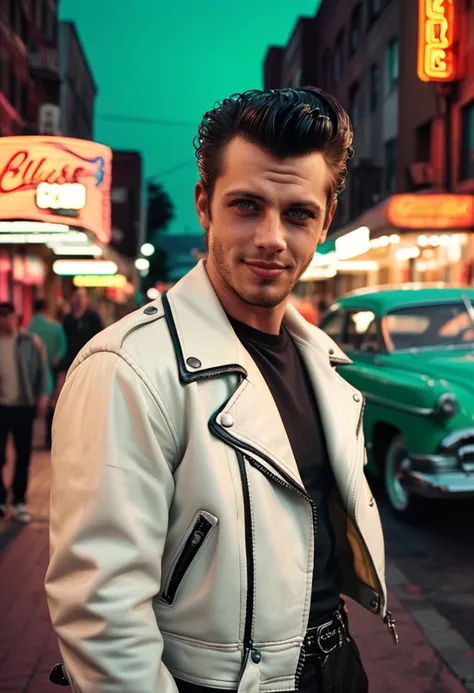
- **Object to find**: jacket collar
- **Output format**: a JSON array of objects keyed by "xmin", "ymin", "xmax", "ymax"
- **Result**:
[{"xmin": 163, "ymin": 260, "xmax": 350, "ymax": 384}]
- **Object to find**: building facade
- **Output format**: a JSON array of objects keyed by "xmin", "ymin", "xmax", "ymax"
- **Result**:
[
  {"xmin": 264, "ymin": 0, "xmax": 474, "ymax": 296},
  {"xmin": 0, "ymin": 0, "xmax": 60, "ymax": 137},
  {"xmin": 110, "ymin": 150, "xmax": 143, "ymax": 261},
  {"xmin": 59, "ymin": 21, "xmax": 96, "ymax": 140}
]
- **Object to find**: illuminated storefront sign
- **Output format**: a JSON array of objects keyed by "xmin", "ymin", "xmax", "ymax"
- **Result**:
[
  {"xmin": 73, "ymin": 274, "xmax": 128, "ymax": 288},
  {"xmin": 387, "ymin": 194, "xmax": 474, "ymax": 229},
  {"xmin": 52, "ymin": 260, "xmax": 118, "ymax": 276},
  {"xmin": 417, "ymin": 0, "xmax": 458, "ymax": 82},
  {"xmin": 0, "ymin": 136, "xmax": 112, "ymax": 243},
  {"xmin": 36, "ymin": 182, "xmax": 87, "ymax": 211},
  {"xmin": 335, "ymin": 226, "xmax": 370, "ymax": 260}
]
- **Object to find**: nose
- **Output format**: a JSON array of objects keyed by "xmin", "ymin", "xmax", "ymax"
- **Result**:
[{"xmin": 253, "ymin": 213, "xmax": 287, "ymax": 254}]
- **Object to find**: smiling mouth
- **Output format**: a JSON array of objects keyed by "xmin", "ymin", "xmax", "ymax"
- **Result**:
[{"xmin": 244, "ymin": 261, "xmax": 288, "ymax": 279}]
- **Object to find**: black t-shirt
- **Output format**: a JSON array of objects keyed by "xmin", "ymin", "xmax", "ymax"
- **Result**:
[
  {"xmin": 229, "ymin": 316, "xmax": 342, "ymax": 623},
  {"xmin": 62, "ymin": 309, "xmax": 104, "ymax": 370}
]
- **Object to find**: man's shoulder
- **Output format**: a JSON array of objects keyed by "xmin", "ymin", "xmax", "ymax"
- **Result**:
[{"xmin": 71, "ymin": 300, "xmax": 173, "ymax": 372}]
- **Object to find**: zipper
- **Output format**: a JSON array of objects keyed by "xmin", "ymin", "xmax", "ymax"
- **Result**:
[
  {"xmin": 236, "ymin": 451, "xmax": 255, "ymax": 653},
  {"xmin": 161, "ymin": 514, "xmax": 214, "ymax": 605},
  {"xmin": 356, "ymin": 395, "xmax": 366, "ymax": 438},
  {"xmin": 244, "ymin": 455, "xmax": 317, "ymax": 692}
]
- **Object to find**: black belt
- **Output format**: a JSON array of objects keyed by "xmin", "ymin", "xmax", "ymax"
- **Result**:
[{"xmin": 303, "ymin": 603, "xmax": 350, "ymax": 659}]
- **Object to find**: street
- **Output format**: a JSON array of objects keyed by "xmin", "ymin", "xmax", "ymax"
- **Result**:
[{"xmin": 0, "ymin": 451, "xmax": 473, "ymax": 692}]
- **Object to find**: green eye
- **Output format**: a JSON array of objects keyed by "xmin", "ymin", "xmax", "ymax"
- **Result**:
[
  {"xmin": 236, "ymin": 200, "xmax": 256, "ymax": 210},
  {"xmin": 287, "ymin": 209, "xmax": 313, "ymax": 219}
]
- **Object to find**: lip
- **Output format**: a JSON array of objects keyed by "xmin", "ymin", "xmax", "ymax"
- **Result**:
[{"xmin": 244, "ymin": 261, "xmax": 287, "ymax": 279}]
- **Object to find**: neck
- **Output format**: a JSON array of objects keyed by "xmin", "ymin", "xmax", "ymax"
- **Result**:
[
  {"xmin": 205, "ymin": 262, "xmax": 287, "ymax": 335},
  {"xmin": 72, "ymin": 307, "xmax": 86, "ymax": 319}
]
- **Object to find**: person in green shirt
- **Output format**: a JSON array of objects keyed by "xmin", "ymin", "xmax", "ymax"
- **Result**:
[{"xmin": 28, "ymin": 299, "xmax": 67, "ymax": 449}]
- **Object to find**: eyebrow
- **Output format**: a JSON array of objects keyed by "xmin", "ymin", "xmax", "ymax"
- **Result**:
[{"xmin": 224, "ymin": 189, "xmax": 322, "ymax": 214}]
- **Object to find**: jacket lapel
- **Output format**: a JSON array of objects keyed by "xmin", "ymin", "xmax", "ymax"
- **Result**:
[{"xmin": 164, "ymin": 261, "xmax": 362, "ymax": 498}]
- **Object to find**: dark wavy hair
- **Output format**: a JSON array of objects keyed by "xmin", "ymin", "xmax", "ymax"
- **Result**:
[{"xmin": 194, "ymin": 87, "xmax": 353, "ymax": 214}]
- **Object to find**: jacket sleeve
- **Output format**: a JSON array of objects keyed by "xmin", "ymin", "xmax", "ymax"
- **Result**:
[{"xmin": 45, "ymin": 350, "xmax": 179, "ymax": 693}]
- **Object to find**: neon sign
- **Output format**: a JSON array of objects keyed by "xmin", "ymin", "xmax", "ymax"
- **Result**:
[
  {"xmin": 36, "ymin": 182, "xmax": 86, "ymax": 210},
  {"xmin": 0, "ymin": 137, "xmax": 112, "ymax": 243},
  {"xmin": 387, "ymin": 194, "xmax": 474, "ymax": 229},
  {"xmin": 417, "ymin": 0, "xmax": 457, "ymax": 83}
]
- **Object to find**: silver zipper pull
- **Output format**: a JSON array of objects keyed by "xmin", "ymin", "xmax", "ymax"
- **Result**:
[{"xmin": 384, "ymin": 611, "xmax": 399, "ymax": 645}]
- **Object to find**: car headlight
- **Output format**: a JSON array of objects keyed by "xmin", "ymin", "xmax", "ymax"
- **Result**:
[{"xmin": 436, "ymin": 393, "xmax": 458, "ymax": 418}]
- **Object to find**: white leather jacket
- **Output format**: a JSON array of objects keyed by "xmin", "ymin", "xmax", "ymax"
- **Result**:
[{"xmin": 45, "ymin": 261, "xmax": 395, "ymax": 693}]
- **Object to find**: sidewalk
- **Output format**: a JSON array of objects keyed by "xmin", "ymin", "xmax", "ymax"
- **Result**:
[{"xmin": 0, "ymin": 450, "xmax": 469, "ymax": 692}]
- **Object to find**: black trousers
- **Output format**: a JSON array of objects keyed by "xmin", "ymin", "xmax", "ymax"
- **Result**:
[
  {"xmin": 0, "ymin": 405, "xmax": 36, "ymax": 505},
  {"xmin": 298, "ymin": 634, "xmax": 369, "ymax": 693}
]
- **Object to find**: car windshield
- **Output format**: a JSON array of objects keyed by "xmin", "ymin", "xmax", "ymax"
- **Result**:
[{"xmin": 383, "ymin": 301, "xmax": 474, "ymax": 352}]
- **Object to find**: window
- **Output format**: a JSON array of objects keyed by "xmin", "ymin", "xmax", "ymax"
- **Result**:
[
  {"xmin": 19, "ymin": 82, "xmax": 29, "ymax": 120},
  {"xmin": 461, "ymin": 101, "xmax": 474, "ymax": 180},
  {"xmin": 350, "ymin": 4, "xmax": 362, "ymax": 55},
  {"xmin": 385, "ymin": 139, "xmax": 396, "ymax": 194},
  {"xmin": 320, "ymin": 309, "xmax": 345, "ymax": 344},
  {"xmin": 369, "ymin": 0, "xmax": 384, "ymax": 23},
  {"xmin": 8, "ymin": 64, "xmax": 16, "ymax": 108},
  {"xmin": 383, "ymin": 303, "xmax": 474, "ymax": 351},
  {"xmin": 386, "ymin": 37, "xmax": 399, "ymax": 95},
  {"xmin": 35, "ymin": 0, "xmax": 42, "ymax": 29},
  {"xmin": 333, "ymin": 30, "xmax": 345, "ymax": 84},
  {"xmin": 415, "ymin": 120, "xmax": 432, "ymax": 162},
  {"xmin": 322, "ymin": 50, "xmax": 331, "ymax": 90},
  {"xmin": 345, "ymin": 310, "xmax": 378, "ymax": 352},
  {"xmin": 111, "ymin": 187, "xmax": 128, "ymax": 204},
  {"xmin": 370, "ymin": 62, "xmax": 379, "ymax": 112},
  {"xmin": 349, "ymin": 82, "xmax": 361, "ymax": 129}
]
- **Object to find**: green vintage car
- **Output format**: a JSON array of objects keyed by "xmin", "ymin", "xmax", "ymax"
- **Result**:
[{"xmin": 319, "ymin": 285, "xmax": 474, "ymax": 520}]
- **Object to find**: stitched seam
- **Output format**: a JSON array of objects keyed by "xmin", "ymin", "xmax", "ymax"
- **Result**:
[
  {"xmin": 70, "ymin": 348, "xmax": 180, "ymax": 463},
  {"xmin": 162, "ymin": 632, "xmax": 240, "ymax": 650}
]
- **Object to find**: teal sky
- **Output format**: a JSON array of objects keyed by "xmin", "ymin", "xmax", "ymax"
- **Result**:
[{"xmin": 59, "ymin": 0, "xmax": 320, "ymax": 235}]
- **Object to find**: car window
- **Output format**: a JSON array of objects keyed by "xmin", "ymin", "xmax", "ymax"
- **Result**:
[
  {"xmin": 344, "ymin": 310, "xmax": 377, "ymax": 351},
  {"xmin": 383, "ymin": 302, "xmax": 474, "ymax": 351},
  {"xmin": 320, "ymin": 308, "xmax": 345, "ymax": 344}
]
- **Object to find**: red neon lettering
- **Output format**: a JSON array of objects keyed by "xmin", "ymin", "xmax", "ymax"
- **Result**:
[{"xmin": 0, "ymin": 150, "xmax": 92, "ymax": 193}]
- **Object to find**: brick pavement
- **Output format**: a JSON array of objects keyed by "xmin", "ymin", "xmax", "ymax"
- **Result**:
[{"xmin": 0, "ymin": 449, "xmax": 468, "ymax": 692}]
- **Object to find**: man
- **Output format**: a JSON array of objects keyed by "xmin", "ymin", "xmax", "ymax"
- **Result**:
[
  {"xmin": 0, "ymin": 302, "xmax": 48, "ymax": 523},
  {"xmin": 61, "ymin": 287, "xmax": 104, "ymax": 372},
  {"xmin": 46, "ymin": 88, "xmax": 397, "ymax": 693},
  {"xmin": 28, "ymin": 299, "xmax": 67, "ymax": 450}
]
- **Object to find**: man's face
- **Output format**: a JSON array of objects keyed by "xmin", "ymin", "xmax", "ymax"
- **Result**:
[
  {"xmin": 71, "ymin": 288, "xmax": 88, "ymax": 313},
  {"xmin": 0, "ymin": 312, "xmax": 16, "ymax": 335},
  {"xmin": 195, "ymin": 136, "xmax": 336, "ymax": 311}
]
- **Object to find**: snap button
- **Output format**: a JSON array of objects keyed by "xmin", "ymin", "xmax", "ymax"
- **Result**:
[
  {"xmin": 221, "ymin": 414, "xmax": 234, "ymax": 428},
  {"xmin": 144, "ymin": 306, "xmax": 158, "ymax": 315},
  {"xmin": 353, "ymin": 394, "xmax": 361, "ymax": 403},
  {"xmin": 186, "ymin": 357, "xmax": 202, "ymax": 369},
  {"xmin": 370, "ymin": 598, "xmax": 379, "ymax": 610},
  {"xmin": 250, "ymin": 649, "xmax": 261, "ymax": 664}
]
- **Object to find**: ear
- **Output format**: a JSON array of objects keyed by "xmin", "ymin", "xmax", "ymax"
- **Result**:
[{"xmin": 195, "ymin": 181, "xmax": 210, "ymax": 231}]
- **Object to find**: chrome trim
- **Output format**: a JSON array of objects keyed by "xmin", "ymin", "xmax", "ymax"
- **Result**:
[
  {"xmin": 439, "ymin": 428, "xmax": 474, "ymax": 452},
  {"xmin": 363, "ymin": 391, "xmax": 434, "ymax": 416},
  {"xmin": 403, "ymin": 470, "xmax": 474, "ymax": 497}
]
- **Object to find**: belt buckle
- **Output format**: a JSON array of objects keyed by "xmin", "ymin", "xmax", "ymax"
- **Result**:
[{"xmin": 316, "ymin": 619, "xmax": 339, "ymax": 655}]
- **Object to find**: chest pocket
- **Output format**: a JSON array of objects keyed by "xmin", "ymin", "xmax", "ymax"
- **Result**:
[{"xmin": 160, "ymin": 510, "xmax": 218, "ymax": 605}]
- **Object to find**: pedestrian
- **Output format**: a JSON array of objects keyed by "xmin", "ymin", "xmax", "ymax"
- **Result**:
[
  {"xmin": 61, "ymin": 287, "xmax": 104, "ymax": 372},
  {"xmin": 46, "ymin": 87, "xmax": 397, "ymax": 693},
  {"xmin": 28, "ymin": 298, "xmax": 67, "ymax": 450},
  {"xmin": 0, "ymin": 302, "xmax": 48, "ymax": 523}
]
